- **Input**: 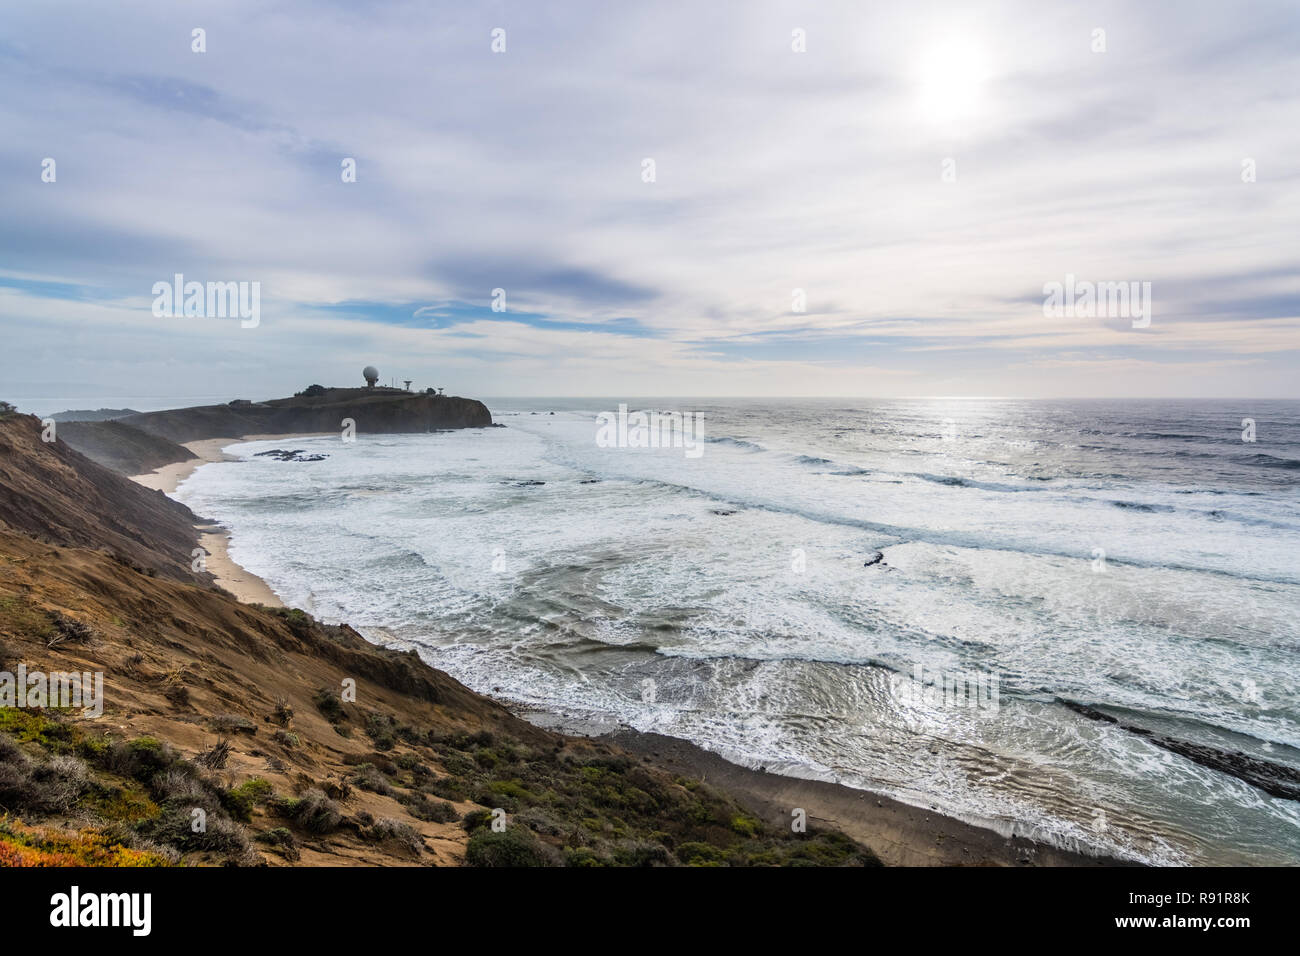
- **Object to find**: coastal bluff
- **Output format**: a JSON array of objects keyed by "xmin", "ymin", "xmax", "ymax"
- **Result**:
[
  {"xmin": 119, "ymin": 386, "xmax": 493, "ymax": 444},
  {"xmin": 52, "ymin": 387, "xmax": 494, "ymax": 475}
]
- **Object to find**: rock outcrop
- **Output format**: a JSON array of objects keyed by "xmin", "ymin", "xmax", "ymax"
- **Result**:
[
  {"xmin": 1061, "ymin": 700, "xmax": 1300, "ymax": 802},
  {"xmin": 120, "ymin": 387, "xmax": 492, "ymax": 444}
]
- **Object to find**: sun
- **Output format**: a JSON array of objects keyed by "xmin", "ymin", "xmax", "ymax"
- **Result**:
[{"xmin": 916, "ymin": 39, "xmax": 991, "ymax": 126}]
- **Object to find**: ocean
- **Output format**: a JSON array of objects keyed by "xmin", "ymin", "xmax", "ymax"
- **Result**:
[{"xmin": 173, "ymin": 398, "xmax": 1300, "ymax": 865}]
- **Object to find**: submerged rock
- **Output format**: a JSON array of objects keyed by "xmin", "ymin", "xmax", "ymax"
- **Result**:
[
  {"xmin": 1061, "ymin": 699, "xmax": 1300, "ymax": 801},
  {"xmin": 255, "ymin": 448, "xmax": 328, "ymax": 462}
]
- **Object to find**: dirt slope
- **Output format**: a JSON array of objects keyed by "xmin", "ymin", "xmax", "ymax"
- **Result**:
[
  {"xmin": 0, "ymin": 414, "xmax": 208, "ymax": 584},
  {"xmin": 56, "ymin": 420, "xmax": 198, "ymax": 476}
]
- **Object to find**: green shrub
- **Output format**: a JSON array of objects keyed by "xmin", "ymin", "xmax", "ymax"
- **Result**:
[
  {"xmin": 0, "ymin": 747, "xmax": 89, "ymax": 814},
  {"xmin": 221, "ymin": 778, "xmax": 274, "ymax": 822},
  {"xmin": 362, "ymin": 818, "xmax": 422, "ymax": 857},
  {"xmin": 423, "ymin": 775, "xmax": 466, "ymax": 801},
  {"xmin": 350, "ymin": 763, "xmax": 394, "ymax": 796},
  {"xmin": 142, "ymin": 804, "xmax": 248, "ymax": 855},
  {"xmin": 99, "ymin": 736, "xmax": 174, "ymax": 782},
  {"xmin": 0, "ymin": 709, "xmax": 75, "ymax": 749},
  {"xmin": 209, "ymin": 714, "xmax": 257, "ymax": 736},
  {"xmin": 364, "ymin": 712, "xmax": 397, "ymax": 751},
  {"xmin": 281, "ymin": 788, "xmax": 341, "ymax": 834},
  {"xmin": 256, "ymin": 826, "xmax": 301, "ymax": 861},
  {"xmin": 312, "ymin": 688, "xmax": 345, "ymax": 723},
  {"xmin": 401, "ymin": 792, "xmax": 459, "ymax": 823},
  {"xmin": 564, "ymin": 846, "xmax": 607, "ymax": 867},
  {"xmin": 487, "ymin": 779, "xmax": 537, "ymax": 802},
  {"xmin": 612, "ymin": 840, "xmax": 673, "ymax": 867},
  {"xmin": 677, "ymin": 841, "xmax": 726, "ymax": 866},
  {"xmin": 273, "ymin": 607, "xmax": 313, "ymax": 631},
  {"xmin": 465, "ymin": 828, "xmax": 550, "ymax": 867}
]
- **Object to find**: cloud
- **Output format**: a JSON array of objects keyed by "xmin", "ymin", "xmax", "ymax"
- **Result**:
[{"xmin": 0, "ymin": 0, "xmax": 1297, "ymax": 407}]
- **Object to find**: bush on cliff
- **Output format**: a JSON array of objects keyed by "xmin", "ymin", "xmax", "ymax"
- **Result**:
[
  {"xmin": 465, "ymin": 827, "xmax": 552, "ymax": 867},
  {"xmin": 279, "ymin": 788, "xmax": 342, "ymax": 834}
]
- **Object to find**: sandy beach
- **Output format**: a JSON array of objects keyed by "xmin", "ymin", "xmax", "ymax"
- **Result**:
[
  {"xmin": 129, "ymin": 433, "xmax": 330, "ymax": 607},
  {"xmin": 130, "ymin": 437, "xmax": 239, "ymax": 494}
]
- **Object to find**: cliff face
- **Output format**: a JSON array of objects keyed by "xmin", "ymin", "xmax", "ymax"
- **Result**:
[
  {"xmin": 120, "ymin": 388, "xmax": 492, "ymax": 444},
  {"xmin": 0, "ymin": 414, "xmax": 208, "ymax": 584},
  {"xmin": 55, "ymin": 420, "xmax": 198, "ymax": 476}
]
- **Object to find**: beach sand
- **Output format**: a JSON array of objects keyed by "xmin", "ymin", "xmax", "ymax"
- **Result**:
[
  {"xmin": 131, "ymin": 437, "xmax": 240, "ymax": 494},
  {"xmin": 130, "ymin": 433, "xmax": 330, "ymax": 607},
  {"xmin": 194, "ymin": 525, "xmax": 284, "ymax": 607}
]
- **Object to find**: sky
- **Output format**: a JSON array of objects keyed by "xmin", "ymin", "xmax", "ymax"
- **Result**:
[{"xmin": 1, "ymin": 0, "xmax": 1298, "ymax": 410}]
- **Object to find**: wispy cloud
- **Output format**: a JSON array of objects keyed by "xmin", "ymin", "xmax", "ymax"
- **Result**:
[{"xmin": 1, "ymin": 0, "xmax": 1297, "ymax": 408}]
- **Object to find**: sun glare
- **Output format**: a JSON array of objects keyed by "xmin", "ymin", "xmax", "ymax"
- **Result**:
[{"xmin": 916, "ymin": 39, "xmax": 991, "ymax": 126}]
